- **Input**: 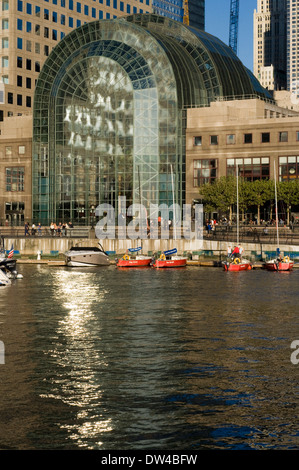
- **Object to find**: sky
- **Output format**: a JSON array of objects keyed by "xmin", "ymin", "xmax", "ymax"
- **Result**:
[{"xmin": 205, "ymin": 0, "xmax": 257, "ymax": 71}]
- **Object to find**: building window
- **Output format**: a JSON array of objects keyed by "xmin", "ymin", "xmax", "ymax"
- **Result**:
[
  {"xmin": 279, "ymin": 131, "xmax": 288, "ymax": 142},
  {"xmin": 17, "ymin": 94, "xmax": 22, "ymax": 106},
  {"xmin": 69, "ymin": 0, "xmax": 73, "ymax": 10},
  {"xmin": 61, "ymin": 14, "xmax": 65, "ymax": 25},
  {"xmin": 35, "ymin": 6, "xmax": 40, "ymax": 16},
  {"xmin": 26, "ymin": 77, "xmax": 31, "ymax": 88},
  {"xmin": 26, "ymin": 40, "xmax": 31, "ymax": 52},
  {"xmin": 52, "ymin": 29, "xmax": 57, "ymax": 40},
  {"xmin": 76, "ymin": 2, "xmax": 81, "ymax": 13},
  {"xmin": 44, "ymin": 8, "xmax": 49, "ymax": 20},
  {"xmin": 2, "ymin": 56, "xmax": 9, "ymax": 67},
  {"xmin": 6, "ymin": 167, "xmax": 25, "ymax": 192},
  {"xmin": 44, "ymin": 45, "xmax": 49, "ymax": 56},
  {"xmin": 84, "ymin": 5, "xmax": 88, "ymax": 15},
  {"xmin": 35, "ymin": 24, "xmax": 40, "ymax": 35},
  {"xmin": 17, "ymin": 75, "xmax": 22, "ymax": 87},
  {"xmin": 35, "ymin": 61, "xmax": 40, "ymax": 72},
  {"xmin": 227, "ymin": 157, "xmax": 270, "ymax": 181},
  {"xmin": 52, "ymin": 12, "xmax": 57, "ymax": 22},
  {"xmin": 17, "ymin": 37, "xmax": 23, "ymax": 49},
  {"xmin": 35, "ymin": 43, "xmax": 40, "ymax": 54},
  {"xmin": 261, "ymin": 132, "xmax": 270, "ymax": 143},
  {"xmin": 44, "ymin": 27, "xmax": 49, "ymax": 38},
  {"xmin": 17, "ymin": 19, "xmax": 23, "ymax": 30},
  {"xmin": 2, "ymin": 18, "xmax": 9, "ymax": 29},
  {"xmin": 19, "ymin": 145, "xmax": 25, "ymax": 154},
  {"xmin": 7, "ymin": 92, "xmax": 13, "ymax": 104},
  {"xmin": 193, "ymin": 159, "xmax": 218, "ymax": 187},
  {"xmin": 2, "ymin": 37, "xmax": 9, "ymax": 48},
  {"xmin": 26, "ymin": 21, "xmax": 32, "ymax": 33},
  {"xmin": 194, "ymin": 136, "xmax": 202, "ymax": 146},
  {"xmin": 26, "ymin": 59, "xmax": 31, "ymax": 70},
  {"xmin": 26, "ymin": 3, "xmax": 32, "ymax": 14},
  {"xmin": 26, "ymin": 96, "xmax": 31, "ymax": 107},
  {"xmin": 210, "ymin": 135, "xmax": 218, "ymax": 145},
  {"xmin": 69, "ymin": 17, "xmax": 73, "ymax": 27},
  {"xmin": 226, "ymin": 134, "xmax": 235, "ymax": 145},
  {"xmin": 17, "ymin": 56, "xmax": 22, "ymax": 68},
  {"xmin": 244, "ymin": 133, "xmax": 252, "ymax": 144},
  {"xmin": 279, "ymin": 156, "xmax": 299, "ymax": 181},
  {"xmin": 17, "ymin": 0, "xmax": 23, "ymax": 12},
  {"xmin": 2, "ymin": 75, "xmax": 9, "ymax": 84}
]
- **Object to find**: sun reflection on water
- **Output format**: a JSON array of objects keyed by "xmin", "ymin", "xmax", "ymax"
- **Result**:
[{"xmin": 41, "ymin": 268, "xmax": 112, "ymax": 447}]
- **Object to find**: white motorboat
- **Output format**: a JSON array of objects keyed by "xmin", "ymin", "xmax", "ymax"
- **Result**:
[
  {"xmin": 65, "ymin": 244, "xmax": 110, "ymax": 267},
  {"xmin": 0, "ymin": 268, "xmax": 11, "ymax": 286}
]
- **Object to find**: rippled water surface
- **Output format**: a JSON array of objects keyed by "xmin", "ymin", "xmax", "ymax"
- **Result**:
[{"xmin": 0, "ymin": 264, "xmax": 299, "ymax": 450}]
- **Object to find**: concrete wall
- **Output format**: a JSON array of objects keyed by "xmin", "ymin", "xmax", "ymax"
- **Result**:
[{"xmin": 4, "ymin": 237, "xmax": 299, "ymax": 258}]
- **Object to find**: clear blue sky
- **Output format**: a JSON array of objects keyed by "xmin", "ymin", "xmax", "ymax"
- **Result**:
[{"xmin": 205, "ymin": 0, "xmax": 257, "ymax": 71}]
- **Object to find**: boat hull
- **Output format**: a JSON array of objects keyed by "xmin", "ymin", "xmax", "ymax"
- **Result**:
[
  {"xmin": 65, "ymin": 251, "xmax": 110, "ymax": 267},
  {"xmin": 153, "ymin": 257, "xmax": 187, "ymax": 268},
  {"xmin": 265, "ymin": 260, "xmax": 294, "ymax": 271},
  {"xmin": 117, "ymin": 256, "xmax": 152, "ymax": 267},
  {"xmin": 223, "ymin": 260, "xmax": 252, "ymax": 271}
]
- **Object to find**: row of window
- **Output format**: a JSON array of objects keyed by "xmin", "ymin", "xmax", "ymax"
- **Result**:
[
  {"xmin": 17, "ymin": 0, "xmax": 149, "ymax": 13},
  {"xmin": 7, "ymin": 93, "xmax": 31, "ymax": 107},
  {"xmin": 193, "ymin": 156, "xmax": 299, "ymax": 187},
  {"xmin": 193, "ymin": 131, "xmax": 299, "ymax": 146}
]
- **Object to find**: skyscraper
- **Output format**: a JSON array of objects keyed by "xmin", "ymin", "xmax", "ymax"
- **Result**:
[
  {"xmin": 0, "ymin": 0, "xmax": 151, "ymax": 120},
  {"xmin": 253, "ymin": 0, "xmax": 287, "ymax": 92},
  {"xmin": 287, "ymin": 0, "xmax": 299, "ymax": 97},
  {"xmin": 151, "ymin": 1, "xmax": 205, "ymax": 30}
]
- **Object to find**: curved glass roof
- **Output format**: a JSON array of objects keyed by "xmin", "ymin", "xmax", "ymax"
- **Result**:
[{"xmin": 125, "ymin": 14, "xmax": 273, "ymax": 106}]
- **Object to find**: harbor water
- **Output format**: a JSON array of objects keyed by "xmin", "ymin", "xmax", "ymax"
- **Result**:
[{"xmin": 0, "ymin": 263, "xmax": 299, "ymax": 450}]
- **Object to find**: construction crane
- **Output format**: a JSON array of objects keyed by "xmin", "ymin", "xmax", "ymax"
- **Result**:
[
  {"xmin": 183, "ymin": 0, "xmax": 189, "ymax": 25},
  {"xmin": 229, "ymin": 0, "xmax": 239, "ymax": 54}
]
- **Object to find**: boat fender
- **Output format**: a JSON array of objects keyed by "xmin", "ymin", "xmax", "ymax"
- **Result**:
[
  {"xmin": 123, "ymin": 254, "xmax": 130, "ymax": 260},
  {"xmin": 160, "ymin": 253, "xmax": 166, "ymax": 260},
  {"xmin": 233, "ymin": 258, "xmax": 240, "ymax": 264},
  {"xmin": 283, "ymin": 256, "xmax": 290, "ymax": 263}
]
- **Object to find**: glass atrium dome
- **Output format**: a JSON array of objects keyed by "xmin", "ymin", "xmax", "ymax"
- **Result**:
[{"xmin": 32, "ymin": 14, "xmax": 272, "ymax": 225}]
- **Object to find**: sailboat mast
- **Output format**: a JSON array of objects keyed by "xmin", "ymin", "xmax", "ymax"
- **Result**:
[
  {"xmin": 171, "ymin": 164, "xmax": 176, "ymax": 240},
  {"xmin": 274, "ymin": 160, "xmax": 279, "ymax": 246},
  {"xmin": 236, "ymin": 164, "xmax": 239, "ymax": 245}
]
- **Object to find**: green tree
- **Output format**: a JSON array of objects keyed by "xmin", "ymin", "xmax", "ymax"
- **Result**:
[
  {"xmin": 199, "ymin": 176, "xmax": 236, "ymax": 220},
  {"xmin": 248, "ymin": 179, "xmax": 274, "ymax": 224},
  {"xmin": 278, "ymin": 179, "xmax": 299, "ymax": 225}
]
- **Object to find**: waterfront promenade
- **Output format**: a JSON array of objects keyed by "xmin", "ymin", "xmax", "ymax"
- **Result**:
[{"xmin": 1, "ymin": 224, "xmax": 299, "ymax": 262}]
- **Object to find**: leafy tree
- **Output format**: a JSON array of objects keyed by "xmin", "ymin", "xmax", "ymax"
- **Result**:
[
  {"xmin": 199, "ymin": 176, "xmax": 236, "ymax": 220},
  {"xmin": 246, "ymin": 179, "xmax": 274, "ymax": 225},
  {"xmin": 278, "ymin": 179, "xmax": 299, "ymax": 224}
]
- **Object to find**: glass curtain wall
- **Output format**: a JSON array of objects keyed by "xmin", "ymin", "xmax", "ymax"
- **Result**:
[{"xmin": 33, "ymin": 18, "xmax": 179, "ymax": 225}]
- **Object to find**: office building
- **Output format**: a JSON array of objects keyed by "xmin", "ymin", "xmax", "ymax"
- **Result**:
[
  {"xmin": 31, "ymin": 14, "xmax": 271, "ymax": 225},
  {"xmin": 0, "ymin": 0, "xmax": 151, "ymax": 120},
  {"xmin": 287, "ymin": 0, "xmax": 299, "ymax": 97},
  {"xmin": 152, "ymin": 1, "xmax": 205, "ymax": 30},
  {"xmin": 253, "ymin": 0, "xmax": 287, "ymax": 91},
  {"xmin": 186, "ymin": 98, "xmax": 299, "ymax": 213}
]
